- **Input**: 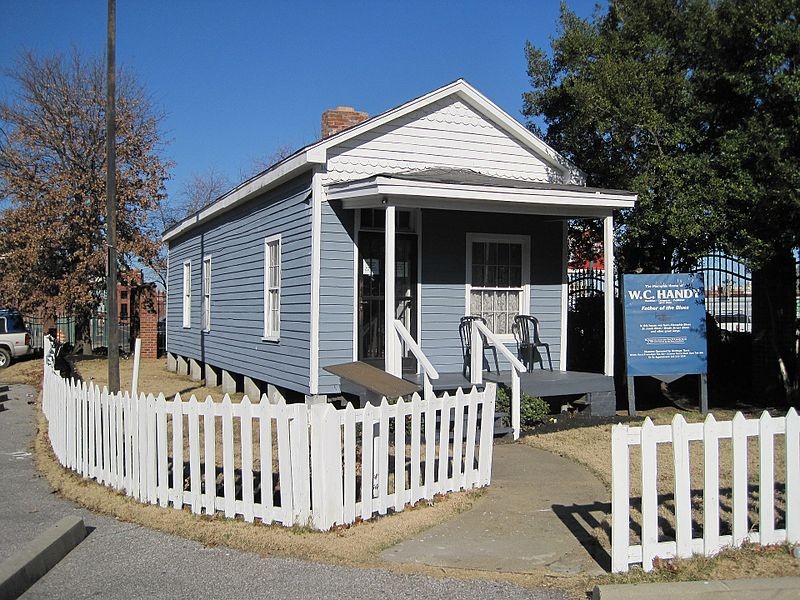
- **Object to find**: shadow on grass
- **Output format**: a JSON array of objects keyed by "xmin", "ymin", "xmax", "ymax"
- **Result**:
[{"xmin": 551, "ymin": 501, "xmax": 611, "ymax": 572}]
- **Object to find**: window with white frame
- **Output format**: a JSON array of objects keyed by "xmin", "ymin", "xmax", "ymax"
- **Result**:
[
  {"xmin": 466, "ymin": 234, "xmax": 530, "ymax": 336},
  {"xmin": 182, "ymin": 260, "xmax": 191, "ymax": 328},
  {"xmin": 264, "ymin": 236, "xmax": 281, "ymax": 339},
  {"xmin": 201, "ymin": 256, "xmax": 211, "ymax": 331}
]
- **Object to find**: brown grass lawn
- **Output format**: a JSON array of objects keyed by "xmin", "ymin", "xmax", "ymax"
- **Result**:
[
  {"xmin": 0, "ymin": 353, "xmax": 43, "ymax": 386},
  {"xmin": 16, "ymin": 354, "xmax": 800, "ymax": 598},
  {"xmin": 70, "ymin": 355, "xmax": 244, "ymax": 403}
]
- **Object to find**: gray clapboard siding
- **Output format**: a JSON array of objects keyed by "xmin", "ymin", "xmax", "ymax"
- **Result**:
[
  {"xmin": 167, "ymin": 173, "xmax": 314, "ymax": 393},
  {"xmin": 318, "ymin": 200, "xmax": 356, "ymax": 394},
  {"xmin": 420, "ymin": 209, "xmax": 564, "ymax": 373},
  {"xmin": 324, "ymin": 98, "xmax": 554, "ymax": 185}
]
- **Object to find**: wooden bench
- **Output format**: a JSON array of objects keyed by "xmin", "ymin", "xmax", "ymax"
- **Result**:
[{"xmin": 324, "ymin": 361, "xmax": 420, "ymax": 402}]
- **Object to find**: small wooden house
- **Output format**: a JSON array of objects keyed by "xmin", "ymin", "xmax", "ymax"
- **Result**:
[{"xmin": 164, "ymin": 80, "xmax": 635, "ymax": 419}]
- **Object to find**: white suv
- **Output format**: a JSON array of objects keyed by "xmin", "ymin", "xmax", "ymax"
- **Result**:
[{"xmin": 0, "ymin": 309, "xmax": 33, "ymax": 368}]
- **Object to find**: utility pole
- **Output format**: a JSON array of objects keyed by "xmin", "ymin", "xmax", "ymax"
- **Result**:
[{"xmin": 106, "ymin": 0, "xmax": 120, "ymax": 392}]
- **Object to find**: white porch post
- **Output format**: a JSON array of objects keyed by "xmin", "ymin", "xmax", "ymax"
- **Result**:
[
  {"xmin": 603, "ymin": 214, "xmax": 615, "ymax": 377},
  {"xmin": 384, "ymin": 205, "xmax": 401, "ymax": 376}
]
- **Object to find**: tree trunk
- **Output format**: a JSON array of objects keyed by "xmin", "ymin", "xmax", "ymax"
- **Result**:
[
  {"xmin": 751, "ymin": 246, "xmax": 798, "ymax": 406},
  {"xmin": 74, "ymin": 309, "xmax": 94, "ymax": 356}
]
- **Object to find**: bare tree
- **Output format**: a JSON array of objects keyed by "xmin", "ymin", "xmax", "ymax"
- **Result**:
[
  {"xmin": 239, "ymin": 144, "xmax": 295, "ymax": 180},
  {"xmin": 0, "ymin": 50, "xmax": 171, "ymax": 342},
  {"xmin": 180, "ymin": 166, "xmax": 231, "ymax": 217}
]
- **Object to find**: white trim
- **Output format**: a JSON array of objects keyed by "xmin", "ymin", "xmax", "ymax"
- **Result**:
[
  {"xmin": 201, "ymin": 255, "xmax": 212, "ymax": 332},
  {"xmin": 351, "ymin": 209, "xmax": 360, "ymax": 362},
  {"xmin": 182, "ymin": 260, "xmax": 191, "ymax": 329},
  {"xmin": 603, "ymin": 215, "xmax": 615, "ymax": 377},
  {"xmin": 465, "ymin": 233, "xmax": 531, "ymax": 341},
  {"xmin": 560, "ymin": 220, "xmax": 569, "ymax": 371},
  {"xmin": 393, "ymin": 319, "xmax": 438, "ymax": 379},
  {"xmin": 165, "ymin": 254, "xmax": 169, "ymax": 351},
  {"xmin": 310, "ymin": 79, "xmax": 580, "ymax": 183},
  {"xmin": 309, "ymin": 169, "xmax": 323, "ymax": 394},
  {"xmin": 384, "ymin": 206, "xmax": 400, "ymax": 376},
  {"xmin": 416, "ymin": 208, "xmax": 423, "ymax": 373},
  {"xmin": 263, "ymin": 234, "xmax": 281, "ymax": 342},
  {"xmin": 327, "ymin": 175, "xmax": 636, "ymax": 210}
]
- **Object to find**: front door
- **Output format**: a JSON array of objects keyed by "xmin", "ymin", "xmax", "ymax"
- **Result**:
[{"xmin": 358, "ymin": 229, "xmax": 418, "ymax": 371}]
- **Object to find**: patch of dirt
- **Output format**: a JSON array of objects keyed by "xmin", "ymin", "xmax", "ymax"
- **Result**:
[
  {"xmin": 0, "ymin": 353, "xmax": 43, "ymax": 386},
  {"xmin": 69, "ymin": 355, "xmax": 244, "ymax": 403},
  {"xmin": 522, "ymin": 413, "xmax": 642, "ymax": 436}
]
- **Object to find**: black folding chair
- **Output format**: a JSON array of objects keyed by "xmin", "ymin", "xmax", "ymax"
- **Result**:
[
  {"xmin": 512, "ymin": 315, "xmax": 553, "ymax": 371},
  {"xmin": 459, "ymin": 315, "xmax": 500, "ymax": 378}
]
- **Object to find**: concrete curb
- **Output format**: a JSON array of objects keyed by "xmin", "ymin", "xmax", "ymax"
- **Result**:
[
  {"xmin": 593, "ymin": 576, "xmax": 800, "ymax": 599},
  {"xmin": 0, "ymin": 515, "xmax": 86, "ymax": 599}
]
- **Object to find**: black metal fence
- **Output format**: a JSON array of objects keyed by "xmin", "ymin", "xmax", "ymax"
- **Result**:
[
  {"xmin": 567, "ymin": 251, "xmax": 756, "ymax": 331},
  {"xmin": 24, "ymin": 313, "xmax": 132, "ymax": 353},
  {"xmin": 693, "ymin": 251, "xmax": 752, "ymax": 332},
  {"xmin": 567, "ymin": 268, "xmax": 614, "ymax": 311}
]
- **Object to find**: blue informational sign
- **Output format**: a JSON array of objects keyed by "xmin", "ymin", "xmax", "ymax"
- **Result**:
[{"xmin": 623, "ymin": 273, "xmax": 708, "ymax": 377}]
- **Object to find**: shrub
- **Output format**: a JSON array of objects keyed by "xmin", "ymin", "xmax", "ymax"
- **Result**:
[{"xmin": 495, "ymin": 385, "xmax": 549, "ymax": 427}]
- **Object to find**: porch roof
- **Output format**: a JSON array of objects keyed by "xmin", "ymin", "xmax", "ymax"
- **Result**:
[{"xmin": 325, "ymin": 168, "xmax": 636, "ymax": 218}]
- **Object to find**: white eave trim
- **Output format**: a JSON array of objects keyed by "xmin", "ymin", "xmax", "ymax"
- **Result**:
[
  {"xmin": 307, "ymin": 79, "xmax": 582, "ymax": 183},
  {"xmin": 163, "ymin": 152, "xmax": 319, "ymax": 243},
  {"xmin": 326, "ymin": 177, "xmax": 636, "ymax": 215}
]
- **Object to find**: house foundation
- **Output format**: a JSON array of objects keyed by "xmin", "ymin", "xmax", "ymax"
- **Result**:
[
  {"xmin": 266, "ymin": 384, "xmax": 281, "ymax": 404},
  {"xmin": 244, "ymin": 376, "xmax": 264, "ymax": 401},
  {"xmin": 205, "ymin": 363, "xmax": 220, "ymax": 387},
  {"xmin": 176, "ymin": 356, "xmax": 188, "ymax": 376},
  {"xmin": 189, "ymin": 359, "xmax": 202, "ymax": 381},
  {"xmin": 166, "ymin": 352, "xmax": 177, "ymax": 372},
  {"xmin": 304, "ymin": 394, "xmax": 328, "ymax": 406},
  {"xmin": 221, "ymin": 369, "xmax": 241, "ymax": 395},
  {"xmin": 584, "ymin": 391, "xmax": 615, "ymax": 417}
]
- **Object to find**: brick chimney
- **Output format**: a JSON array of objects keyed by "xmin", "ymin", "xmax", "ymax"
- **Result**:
[{"xmin": 321, "ymin": 106, "xmax": 369, "ymax": 139}]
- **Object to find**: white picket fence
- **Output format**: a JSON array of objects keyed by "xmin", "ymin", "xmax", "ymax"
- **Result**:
[
  {"xmin": 42, "ymin": 347, "xmax": 495, "ymax": 530},
  {"xmin": 611, "ymin": 410, "xmax": 800, "ymax": 572}
]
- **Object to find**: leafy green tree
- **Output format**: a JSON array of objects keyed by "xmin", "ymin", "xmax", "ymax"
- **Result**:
[{"xmin": 525, "ymin": 0, "xmax": 799, "ymax": 402}]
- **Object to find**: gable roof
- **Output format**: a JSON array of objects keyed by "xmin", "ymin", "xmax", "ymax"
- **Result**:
[{"xmin": 163, "ymin": 79, "xmax": 582, "ymax": 242}]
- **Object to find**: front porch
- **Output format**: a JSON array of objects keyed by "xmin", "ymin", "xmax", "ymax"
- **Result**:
[
  {"xmin": 322, "ymin": 168, "xmax": 635, "ymax": 437},
  {"xmin": 403, "ymin": 368, "xmax": 616, "ymax": 416}
]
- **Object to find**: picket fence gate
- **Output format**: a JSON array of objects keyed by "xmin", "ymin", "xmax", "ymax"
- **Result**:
[
  {"xmin": 42, "ymin": 349, "xmax": 495, "ymax": 531},
  {"xmin": 611, "ymin": 410, "xmax": 800, "ymax": 572}
]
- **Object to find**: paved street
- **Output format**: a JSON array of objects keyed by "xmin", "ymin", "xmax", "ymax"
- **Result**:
[{"xmin": 0, "ymin": 383, "xmax": 566, "ymax": 599}]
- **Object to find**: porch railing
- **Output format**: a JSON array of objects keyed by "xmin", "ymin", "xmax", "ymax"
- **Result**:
[
  {"xmin": 393, "ymin": 319, "xmax": 439, "ymax": 399},
  {"xmin": 472, "ymin": 320, "xmax": 527, "ymax": 439}
]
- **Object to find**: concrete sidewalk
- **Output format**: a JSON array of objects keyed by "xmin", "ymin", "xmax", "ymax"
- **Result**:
[{"xmin": 381, "ymin": 442, "xmax": 610, "ymax": 575}]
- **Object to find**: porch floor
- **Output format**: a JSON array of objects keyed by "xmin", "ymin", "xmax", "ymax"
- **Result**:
[{"xmin": 403, "ymin": 368, "xmax": 615, "ymax": 398}]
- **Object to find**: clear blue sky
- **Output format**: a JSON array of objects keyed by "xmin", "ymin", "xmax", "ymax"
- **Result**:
[{"xmin": 0, "ymin": 1, "xmax": 602, "ymax": 206}]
